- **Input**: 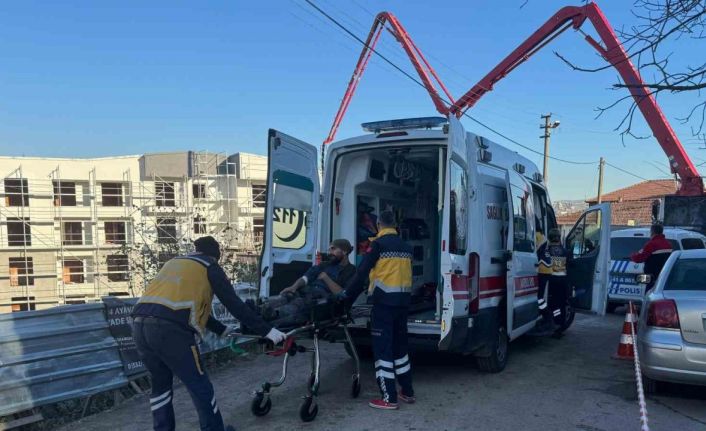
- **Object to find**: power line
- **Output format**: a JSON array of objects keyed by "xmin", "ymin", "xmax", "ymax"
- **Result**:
[
  {"xmin": 604, "ymin": 161, "xmax": 677, "ymax": 192},
  {"xmin": 301, "ymin": 0, "xmax": 597, "ymax": 166}
]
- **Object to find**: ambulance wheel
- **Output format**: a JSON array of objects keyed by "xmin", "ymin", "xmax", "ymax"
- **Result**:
[
  {"xmin": 251, "ymin": 392, "xmax": 271, "ymax": 417},
  {"xmin": 299, "ymin": 397, "xmax": 318, "ymax": 422},
  {"xmin": 554, "ymin": 304, "xmax": 575, "ymax": 334},
  {"xmin": 351, "ymin": 377, "xmax": 361, "ymax": 398},
  {"xmin": 476, "ymin": 320, "xmax": 508, "ymax": 373}
]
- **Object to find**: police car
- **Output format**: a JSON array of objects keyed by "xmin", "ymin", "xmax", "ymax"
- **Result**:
[{"xmin": 607, "ymin": 227, "xmax": 706, "ymax": 312}]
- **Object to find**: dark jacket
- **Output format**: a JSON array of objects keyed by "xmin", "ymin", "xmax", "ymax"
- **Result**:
[
  {"xmin": 132, "ymin": 253, "xmax": 272, "ymax": 337},
  {"xmin": 343, "ymin": 228, "xmax": 413, "ymax": 307}
]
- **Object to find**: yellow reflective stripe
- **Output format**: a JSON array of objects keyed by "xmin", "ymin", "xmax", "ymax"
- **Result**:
[
  {"xmin": 137, "ymin": 296, "xmax": 202, "ymax": 336},
  {"xmin": 191, "ymin": 346, "xmax": 204, "ymax": 375}
]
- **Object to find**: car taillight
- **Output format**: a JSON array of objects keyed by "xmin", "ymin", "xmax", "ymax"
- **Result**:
[{"xmin": 646, "ymin": 299, "xmax": 680, "ymax": 329}]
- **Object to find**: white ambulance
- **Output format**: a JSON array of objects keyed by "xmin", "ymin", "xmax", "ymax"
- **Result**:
[{"xmin": 259, "ymin": 116, "xmax": 610, "ymax": 372}]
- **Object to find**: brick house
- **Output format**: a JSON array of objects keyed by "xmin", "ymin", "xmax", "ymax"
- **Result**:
[{"xmin": 555, "ymin": 179, "xmax": 679, "ymax": 232}]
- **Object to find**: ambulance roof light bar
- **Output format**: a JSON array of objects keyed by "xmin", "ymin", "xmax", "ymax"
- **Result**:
[{"xmin": 361, "ymin": 116, "xmax": 448, "ymax": 133}]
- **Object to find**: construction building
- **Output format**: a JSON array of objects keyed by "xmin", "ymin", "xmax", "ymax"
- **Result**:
[{"xmin": 0, "ymin": 151, "xmax": 267, "ymax": 314}]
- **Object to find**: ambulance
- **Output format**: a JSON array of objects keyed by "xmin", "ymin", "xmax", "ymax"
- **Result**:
[{"xmin": 259, "ymin": 116, "xmax": 611, "ymax": 372}]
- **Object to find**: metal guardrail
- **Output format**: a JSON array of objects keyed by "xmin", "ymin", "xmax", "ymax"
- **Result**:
[
  {"xmin": 0, "ymin": 303, "xmax": 127, "ymax": 417},
  {"xmin": 0, "ymin": 287, "xmax": 256, "ymax": 422}
]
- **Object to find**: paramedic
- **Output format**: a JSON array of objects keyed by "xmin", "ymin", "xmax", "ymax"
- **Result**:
[
  {"xmin": 630, "ymin": 223, "xmax": 673, "ymax": 289},
  {"xmin": 132, "ymin": 236, "xmax": 286, "ymax": 431},
  {"xmin": 535, "ymin": 225, "xmax": 555, "ymax": 331},
  {"xmin": 546, "ymin": 228, "xmax": 570, "ymax": 333},
  {"xmin": 261, "ymin": 239, "xmax": 356, "ymax": 326},
  {"xmin": 338, "ymin": 210, "xmax": 415, "ymax": 410}
]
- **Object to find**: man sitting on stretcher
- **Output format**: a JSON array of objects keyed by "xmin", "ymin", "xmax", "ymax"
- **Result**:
[{"xmin": 259, "ymin": 239, "xmax": 356, "ymax": 328}]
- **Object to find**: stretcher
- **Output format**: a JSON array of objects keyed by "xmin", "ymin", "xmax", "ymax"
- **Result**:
[{"xmin": 234, "ymin": 298, "xmax": 361, "ymax": 422}]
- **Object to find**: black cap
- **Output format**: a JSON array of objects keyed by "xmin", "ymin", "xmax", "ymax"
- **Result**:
[
  {"xmin": 331, "ymin": 238, "xmax": 353, "ymax": 254},
  {"xmin": 194, "ymin": 236, "xmax": 221, "ymax": 260}
]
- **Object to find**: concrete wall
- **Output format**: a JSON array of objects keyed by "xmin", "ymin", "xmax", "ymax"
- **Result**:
[{"xmin": 140, "ymin": 152, "xmax": 191, "ymax": 180}]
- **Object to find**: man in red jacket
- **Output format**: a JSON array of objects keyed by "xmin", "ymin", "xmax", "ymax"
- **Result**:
[{"xmin": 630, "ymin": 224, "xmax": 673, "ymax": 289}]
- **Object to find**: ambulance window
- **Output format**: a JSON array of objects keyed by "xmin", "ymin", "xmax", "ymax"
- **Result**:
[
  {"xmin": 567, "ymin": 209, "xmax": 602, "ymax": 257},
  {"xmin": 510, "ymin": 184, "xmax": 534, "ymax": 252},
  {"xmin": 271, "ymin": 170, "xmax": 312, "ymax": 250},
  {"xmin": 449, "ymin": 161, "xmax": 468, "ymax": 255}
]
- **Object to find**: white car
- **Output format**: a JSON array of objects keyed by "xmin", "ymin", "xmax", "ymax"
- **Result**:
[{"xmin": 607, "ymin": 227, "xmax": 706, "ymax": 312}]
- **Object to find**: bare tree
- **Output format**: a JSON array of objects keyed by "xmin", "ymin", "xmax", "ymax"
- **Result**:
[
  {"xmin": 558, "ymin": 0, "xmax": 706, "ymax": 141},
  {"xmin": 110, "ymin": 207, "xmax": 262, "ymax": 297}
]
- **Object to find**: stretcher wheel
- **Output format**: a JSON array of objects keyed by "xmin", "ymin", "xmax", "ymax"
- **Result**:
[
  {"xmin": 351, "ymin": 377, "xmax": 361, "ymax": 398},
  {"xmin": 299, "ymin": 396, "xmax": 318, "ymax": 422},
  {"xmin": 251, "ymin": 392, "xmax": 272, "ymax": 417}
]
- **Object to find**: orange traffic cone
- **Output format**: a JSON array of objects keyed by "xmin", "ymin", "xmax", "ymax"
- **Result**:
[{"xmin": 613, "ymin": 303, "xmax": 638, "ymax": 360}]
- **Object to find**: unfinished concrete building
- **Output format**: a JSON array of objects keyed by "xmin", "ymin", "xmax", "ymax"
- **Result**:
[{"xmin": 0, "ymin": 151, "xmax": 266, "ymax": 313}]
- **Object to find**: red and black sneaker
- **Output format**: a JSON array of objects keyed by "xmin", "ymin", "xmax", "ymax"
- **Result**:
[
  {"xmin": 368, "ymin": 399, "xmax": 398, "ymax": 410},
  {"xmin": 398, "ymin": 392, "xmax": 416, "ymax": 404}
]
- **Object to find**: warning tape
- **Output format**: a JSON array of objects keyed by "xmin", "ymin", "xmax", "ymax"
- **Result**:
[{"xmin": 629, "ymin": 301, "xmax": 650, "ymax": 431}]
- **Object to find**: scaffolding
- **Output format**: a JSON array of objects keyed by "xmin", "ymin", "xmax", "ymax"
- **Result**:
[{"xmin": 0, "ymin": 152, "xmax": 267, "ymax": 313}]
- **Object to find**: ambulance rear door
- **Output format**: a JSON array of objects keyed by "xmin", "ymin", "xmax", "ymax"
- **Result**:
[
  {"xmin": 439, "ymin": 116, "xmax": 478, "ymax": 350},
  {"xmin": 565, "ymin": 203, "xmax": 611, "ymax": 314},
  {"xmin": 259, "ymin": 129, "xmax": 320, "ymax": 298},
  {"xmin": 505, "ymin": 169, "xmax": 539, "ymax": 340}
]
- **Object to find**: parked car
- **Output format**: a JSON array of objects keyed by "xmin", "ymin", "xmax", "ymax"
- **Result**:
[
  {"xmin": 607, "ymin": 227, "xmax": 706, "ymax": 312},
  {"xmin": 637, "ymin": 249, "xmax": 706, "ymax": 393}
]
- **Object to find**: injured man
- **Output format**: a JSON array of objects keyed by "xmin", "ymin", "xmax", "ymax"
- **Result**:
[{"xmin": 259, "ymin": 239, "xmax": 356, "ymax": 328}]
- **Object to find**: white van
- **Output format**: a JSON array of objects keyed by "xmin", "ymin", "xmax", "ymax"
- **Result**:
[
  {"xmin": 258, "ymin": 116, "xmax": 610, "ymax": 372},
  {"xmin": 607, "ymin": 227, "xmax": 706, "ymax": 311}
]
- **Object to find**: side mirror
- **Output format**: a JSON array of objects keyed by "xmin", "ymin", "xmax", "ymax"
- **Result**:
[{"xmin": 635, "ymin": 274, "xmax": 652, "ymax": 285}]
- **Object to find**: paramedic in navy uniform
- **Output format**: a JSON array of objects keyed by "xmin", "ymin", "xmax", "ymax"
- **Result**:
[
  {"xmin": 338, "ymin": 210, "xmax": 415, "ymax": 410},
  {"xmin": 132, "ymin": 236, "xmax": 286, "ymax": 431}
]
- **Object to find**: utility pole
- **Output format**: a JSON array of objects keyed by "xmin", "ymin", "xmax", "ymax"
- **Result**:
[
  {"xmin": 540, "ymin": 114, "xmax": 560, "ymax": 185},
  {"xmin": 597, "ymin": 157, "xmax": 605, "ymax": 204}
]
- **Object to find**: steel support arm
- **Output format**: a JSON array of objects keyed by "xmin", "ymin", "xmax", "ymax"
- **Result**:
[
  {"xmin": 323, "ymin": 12, "xmax": 453, "ymax": 145},
  {"xmin": 449, "ymin": 2, "xmax": 702, "ymax": 195}
]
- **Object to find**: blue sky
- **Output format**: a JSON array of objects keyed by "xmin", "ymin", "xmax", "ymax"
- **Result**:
[{"xmin": 1, "ymin": 0, "xmax": 704, "ymax": 200}]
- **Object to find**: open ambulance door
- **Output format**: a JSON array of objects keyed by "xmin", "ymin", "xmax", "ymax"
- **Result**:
[
  {"xmin": 505, "ymin": 170, "xmax": 540, "ymax": 340},
  {"xmin": 259, "ymin": 129, "xmax": 320, "ymax": 298},
  {"xmin": 565, "ymin": 203, "xmax": 611, "ymax": 315},
  {"xmin": 439, "ymin": 116, "xmax": 476, "ymax": 350}
]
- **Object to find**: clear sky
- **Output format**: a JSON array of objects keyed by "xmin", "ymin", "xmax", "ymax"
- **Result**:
[{"xmin": 1, "ymin": 0, "xmax": 704, "ymax": 200}]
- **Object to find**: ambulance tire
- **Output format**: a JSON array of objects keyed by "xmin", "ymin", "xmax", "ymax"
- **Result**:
[
  {"xmin": 554, "ymin": 304, "xmax": 575, "ymax": 334},
  {"xmin": 476, "ymin": 320, "xmax": 508, "ymax": 373}
]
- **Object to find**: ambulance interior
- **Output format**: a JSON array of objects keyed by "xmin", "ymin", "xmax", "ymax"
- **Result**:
[{"xmin": 330, "ymin": 145, "xmax": 443, "ymax": 322}]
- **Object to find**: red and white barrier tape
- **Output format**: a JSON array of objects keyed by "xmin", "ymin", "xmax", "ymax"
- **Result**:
[{"xmin": 629, "ymin": 301, "xmax": 650, "ymax": 431}]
